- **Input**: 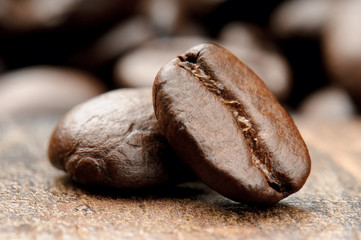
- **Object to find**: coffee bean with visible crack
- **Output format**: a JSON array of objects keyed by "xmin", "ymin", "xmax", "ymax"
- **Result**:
[
  {"xmin": 48, "ymin": 88, "xmax": 193, "ymax": 188},
  {"xmin": 153, "ymin": 43, "xmax": 311, "ymax": 204}
]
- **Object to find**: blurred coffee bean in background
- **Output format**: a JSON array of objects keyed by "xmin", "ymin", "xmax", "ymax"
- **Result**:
[
  {"xmin": 0, "ymin": 0, "xmax": 138, "ymax": 31},
  {"xmin": 0, "ymin": 0, "xmax": 138, "ymax": 74},
  {"xmin": 0, "ymin": 0, "xmax": 360, "ymax": 119},
  {"xmin": 139, "ymin": 0, "xmax": 186, "ymax": 36},
  {"xmin": 114, "ymin": 36, "xmax": 208, "ymax": 88},
  {"xmin": 270, "ymin": 0, "xmax": 332, "ymax": 108},
  {"xmin": 0, "ymin": 0, "xmax": 80, "ymax": 31},
  {"xmin": 71, "ymin": 16, "xmax": 155, "ymax": 69},
  {"xmin": 0, "ymin": 66, "xmax": 106, "ymax": 117},
  {"xmin": 299, "ymin": 86, "xmax": 356, "ymax": 122},
  {"xmin": 323, "ymin": 0, "xmax": 361, "ymax": 111},
  {"xmin": 270, "ymin": 0, "xmax": 337, "ymax": 39}
]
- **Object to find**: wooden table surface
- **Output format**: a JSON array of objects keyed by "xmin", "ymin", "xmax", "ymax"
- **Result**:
[{"xmin": 0, "ymin": 115, "xmax": 360, "ymax": 240}]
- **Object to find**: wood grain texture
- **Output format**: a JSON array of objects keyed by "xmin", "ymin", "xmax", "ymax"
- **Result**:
[{"xmin": 0, "ymin": 115, "xmax": 360, "ymax": 240}]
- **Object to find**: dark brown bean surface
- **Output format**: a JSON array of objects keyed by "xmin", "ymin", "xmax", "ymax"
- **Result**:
[
  {"xmin": 153, "ymin": 43, "xmax": 311, "ymax": 204},
  {"xmin": 48, "ymin": 88, "xmax": 192, "ymax": 188}
]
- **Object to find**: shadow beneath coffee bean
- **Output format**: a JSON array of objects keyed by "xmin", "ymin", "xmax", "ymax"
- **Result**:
[
  {"xmin": 217, "ymin": 200, "xmax": 307, "ymax": 214},
  {"xmin": 55, "ymin": 174, "xmax": 208, "ymax": 200},
  {"xmin": 217, "ymin": 202, "xmax": 311, "ymax": 227},
  {"xmin": 54, "ymin": 174, "xmax": 309, "ymax": 224}
]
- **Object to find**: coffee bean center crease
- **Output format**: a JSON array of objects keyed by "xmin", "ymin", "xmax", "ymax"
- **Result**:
[{"xmin": 177, "ymin": 53, "xmax": 284, "ymax": 193}]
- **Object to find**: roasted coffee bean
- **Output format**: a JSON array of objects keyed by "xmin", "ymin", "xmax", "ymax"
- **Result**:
[
  {"xmin": 153, "ymin": 43, "xmax": 311, "ymax": 204},
  {"xmin": 48, "ymin": 88, "xmax": 193, "ymax": 188}
]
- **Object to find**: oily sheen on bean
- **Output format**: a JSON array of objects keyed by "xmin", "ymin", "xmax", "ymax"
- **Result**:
[
  {"xmin": 153, "ymin": 43, "xmax": 311, "ymax": 204},
  {"xmin": 48, "ymin": 88, "xmax": 192, "ymax": 188}
]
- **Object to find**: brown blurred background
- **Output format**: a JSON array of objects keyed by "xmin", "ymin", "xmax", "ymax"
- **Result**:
[{"xmin": 0, "ymin": 0, "xmax": 360, "ymax": 120}]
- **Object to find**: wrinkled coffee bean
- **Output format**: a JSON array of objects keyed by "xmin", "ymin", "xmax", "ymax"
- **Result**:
[
  {"xmin": 153, "ymin": 43, "xmax": 311, "ymax": 204},
  {"xmin": 48, "ymin": 88, "xmax": 193, "ymax": 188}
]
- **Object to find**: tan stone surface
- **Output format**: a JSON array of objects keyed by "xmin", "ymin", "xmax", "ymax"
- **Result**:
[{"xmin": 0, "ymin": 115, "xmax": 360, "ymax": 239}]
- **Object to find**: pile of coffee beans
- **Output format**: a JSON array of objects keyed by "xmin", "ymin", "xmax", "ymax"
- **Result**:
[{"xmin": 2, "ymin": 0, "xmax": 359, "ymax": 203}]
